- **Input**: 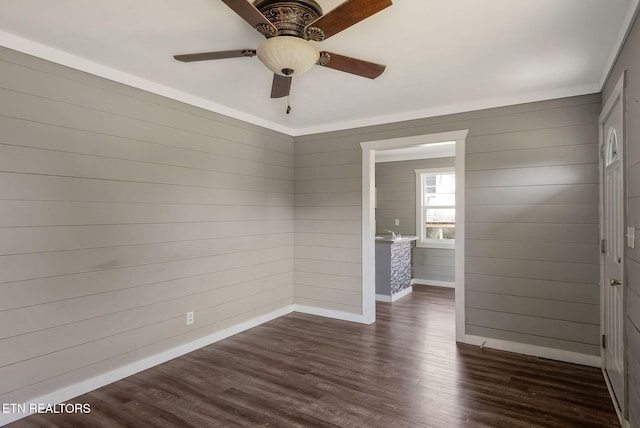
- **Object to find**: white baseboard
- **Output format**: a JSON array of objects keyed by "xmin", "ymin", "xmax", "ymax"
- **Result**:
[
  {"xmin": 393, "ymin": 286, "xmax": 413, "ymax": 301},
  {"xmin": 1, "ymin": 303, "xmax": 370, "ymax": 426},
  {"xmin": 0, "ymin": 305, "xmax": 294, "ymax": 427},
  {"xmin": 1, "ymin": 303, "xmax": 604, "ymax": 427},
  {"xmin": 375, "ymin": 294, "xmax": 392, "ymax": 302},
  {"xmin": 461, "ymin": 334, "xmax": 601, "ymax": 367},
  {"xmin": 376, "ymin": 286, "xmax": 413, "ymax": 303},
  {"xmin": 293, "ymin": 304, "xmax": 366, "ymax": 323},
  {"xmin": 411, "ymin": 279, "xmax": 455, "ymax": 288}
]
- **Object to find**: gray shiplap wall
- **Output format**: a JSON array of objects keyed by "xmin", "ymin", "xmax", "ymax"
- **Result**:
[
  {"xmin": 603, "ymin": 13, "xmax": 640, "ymax": 425},
  {"xmin": 294, "ymin": 140, "xmax": 362, "ymax": 313},
  {"xmin": 0, "ymin": 47, "xmax": 294, "ymax": 406},
  {"xmin": 465, "ymin": 115, "xmax": 600, "ymax": 356},
  {"xmin": 294, "ymin": 93, "xmax": 601, "ymax": 356},
  {"xmin": 375, "ymin": 158, "xmax": 455, "ymax": 283}
]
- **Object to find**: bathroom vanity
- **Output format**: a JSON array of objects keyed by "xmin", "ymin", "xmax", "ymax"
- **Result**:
[{"xmin": 375, "ymin": 235, "xmax": 418, "ymax": 302}]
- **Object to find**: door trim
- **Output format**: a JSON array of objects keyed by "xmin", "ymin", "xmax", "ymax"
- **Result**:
[
  {"xmin": 360, "ymin": 130, "xmax": 467, "ymax": 334},
  {"xmin": 599, "ymin": 70, "xmax": 627, "ymax": 424}
]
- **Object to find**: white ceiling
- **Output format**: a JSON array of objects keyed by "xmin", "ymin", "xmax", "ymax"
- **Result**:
[{"xmin": 0, "ymin": 0, "xmax": 636, "ymax": 136}]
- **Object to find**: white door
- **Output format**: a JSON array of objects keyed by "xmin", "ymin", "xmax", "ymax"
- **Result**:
[{"xmin": 601, "ymin": 81, "xmax": 625, "ymax": 410}]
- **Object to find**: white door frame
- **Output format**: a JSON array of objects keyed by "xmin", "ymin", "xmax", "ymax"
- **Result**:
[
  {"xmin": 360, "ymin": 129, "xmax": 468, "ymax": 340},
  {"xmin": 599, "ymin": 70, "xmax": 627, "ymax": 424}
]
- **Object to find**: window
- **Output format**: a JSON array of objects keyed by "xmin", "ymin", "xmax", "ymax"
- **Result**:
[{"xmin": 415, "ymin": 168, "xmax": 455, "ymax": 248}]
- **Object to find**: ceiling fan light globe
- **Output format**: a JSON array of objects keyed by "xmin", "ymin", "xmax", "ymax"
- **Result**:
[{"xmin": 256, "ymin": 36, "xmax": 319, "ymax": 76}]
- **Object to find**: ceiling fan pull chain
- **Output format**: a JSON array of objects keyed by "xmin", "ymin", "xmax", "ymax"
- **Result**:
[{"xmin": 286, "ymin": 94, "xmax": 292, "ymax": 114}]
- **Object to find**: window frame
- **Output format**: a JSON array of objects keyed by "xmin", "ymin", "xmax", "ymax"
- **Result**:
[{"xmin": 415, "ymin": 167, "xmax": 456, "ymax": 249}]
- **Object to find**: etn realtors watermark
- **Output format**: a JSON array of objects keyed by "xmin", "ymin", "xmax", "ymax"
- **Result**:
[{"xmin": 2, "ymin": 403, "xmax": 91, "ymax": 415}]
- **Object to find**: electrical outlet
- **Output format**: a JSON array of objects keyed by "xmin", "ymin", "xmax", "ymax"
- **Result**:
[
  {"xmin": 394, "ymin": 219, "xmax": 400, "ymax": 226},
  {"xmin": 186, "ymin": 311, "xmax": 194, "ymax": 325}
]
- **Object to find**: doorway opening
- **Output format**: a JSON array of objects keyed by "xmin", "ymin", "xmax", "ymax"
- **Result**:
[{"xmin": 360, "ymin": 130, "xmax": 468, "ymax": 342}]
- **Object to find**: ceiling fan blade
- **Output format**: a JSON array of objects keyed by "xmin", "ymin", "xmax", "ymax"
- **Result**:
[
  {"xmin": 173, "ymin": 49, "xmax": 256, "ymax": 62},
  {"xmin": 318, "ymin": 52, "xmax": 386, "ymax": 79},
  {"xmin": 271, "ymin": 74, "xmax": 292, "ymax": 98},
  {"xmin": 220, "ymin": 0, "xmax": 278, "ymax": 37},
  {"xmin": 305, "ymin": 0, "xmax": 392, "ymax": 40}
]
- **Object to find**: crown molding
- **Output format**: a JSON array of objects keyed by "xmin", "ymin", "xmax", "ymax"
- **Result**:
[
  {"xmin": 291, "ymin": 82, "xmax": 600, "ymax": 136},
  {"xmin": 599, "ymin": 0, "xmax": 640, "ymax": 89},
  {"xmin": 0, "ymin": 30, "xmax": 295, "ymax": 136},
  {"xmin": 0, "ymin": 27, "xmax": 617, "ymax": 138}
]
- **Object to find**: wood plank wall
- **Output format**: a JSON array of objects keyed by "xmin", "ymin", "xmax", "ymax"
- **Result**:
[
  {"xmin": 603, "ymin": 13, "xmax": 640, "ymax": 426},
  {"xmin": 375, "ymin": 157, "xmax": 456, "ymax": 283},
  {"xmin": 293, "ymin": 137, "xmax": 362, "ymax": 313},
  {"xmin": 0, "ymin": 47, "xmax": 295, "ymax": 405},
  {"xmin": 465, "ymin": 118, "xmax": 600, "ymax": 355},
  {"xmin": 0, "ymin": 41, "xmax": 610, "ymax": 413},
  {"xmin": 294, "ymin": 93, "xmax": 601, "ymax": 354}
]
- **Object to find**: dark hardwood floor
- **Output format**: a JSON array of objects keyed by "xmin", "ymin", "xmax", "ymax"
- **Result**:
[{"xmin": 9, "ymin": 286, "xmax": 619, "ymax": 427}]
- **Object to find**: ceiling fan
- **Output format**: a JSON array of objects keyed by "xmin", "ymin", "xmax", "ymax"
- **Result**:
[{"xmin": 173, "ymin": 0, "xmax": 392, "ymax": 106}]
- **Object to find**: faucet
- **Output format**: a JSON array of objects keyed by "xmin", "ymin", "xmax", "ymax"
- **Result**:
[{"xmin": 385, "ymin": 229, "xmax": 397, "ymax": 239}]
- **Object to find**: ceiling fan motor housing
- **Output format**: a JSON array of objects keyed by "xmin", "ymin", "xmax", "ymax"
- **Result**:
[{"xmin": 252, "ymin": 0, "xmax": 323, "ymax": 38}]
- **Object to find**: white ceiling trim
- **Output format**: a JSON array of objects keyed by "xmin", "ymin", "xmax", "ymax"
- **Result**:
[
  {"xmin": 0, "ymin": 30, "xmax": 295, "ymax": 135},
  {"xmin": 0, "ymin": 1, "xmax": 635, "ymax": 139},
  {"xmin": 599, "ymin": 0, "xmax": 640, "ymax": 89},
  {"xmin": 293, "ymin": 82, "xmax": 600, "ymax": 136}
]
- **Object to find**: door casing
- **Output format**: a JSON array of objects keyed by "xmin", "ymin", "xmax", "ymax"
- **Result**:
[{"xmin": 599, "ymin": 71, "xmax": 627, "ymax": 424}]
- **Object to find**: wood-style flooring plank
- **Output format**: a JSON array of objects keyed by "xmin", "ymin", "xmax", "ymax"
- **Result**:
[{"xmin": 8, "ymin": 286, "xmax": 619, "ymax": 427}]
